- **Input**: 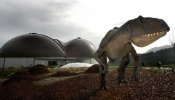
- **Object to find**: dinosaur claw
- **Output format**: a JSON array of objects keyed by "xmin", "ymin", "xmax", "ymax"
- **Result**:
[
  {"xmin": 100, "ymin": 84, "xmax": 108, "ymax": 90},
  {"xmin": 104, "ymin": 86, "xmax": 108, "ymax": 90},
  {"xmin": 131, "ymin": 77, "xmax": 139, "ymax": 81},
  {"xmin": 122, "ymin": 79, "xmax": 128, "ymax": 83},
  {"xmin": 118, "ymin": 79, "xmax": 128, "ymax": 84}
]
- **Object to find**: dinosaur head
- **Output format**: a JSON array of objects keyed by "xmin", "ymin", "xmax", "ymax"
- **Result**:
[{"xmin": 124, "ymin": 16, "xmax": 170, "ymax": 47}]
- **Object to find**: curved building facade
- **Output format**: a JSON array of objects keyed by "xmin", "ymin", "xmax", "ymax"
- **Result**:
[
  {"xmin": 65, "ymin": 37, "xmax": 97, "ymax": 64},
  {"xmin": 0, "ymin": 33, "xmax": 66, "ymax": 57},
  {"xmin": 0, "ymin": 33, "xmax": 67, "ymax": 67},
  {"xmin": 0, "ymin": 34, "xmax": 97, "ymax": 68}
]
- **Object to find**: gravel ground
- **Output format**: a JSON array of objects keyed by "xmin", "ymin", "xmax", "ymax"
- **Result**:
[{"xmin": 0, "ymin": 68, "xmax": 174, "ymax": 100}]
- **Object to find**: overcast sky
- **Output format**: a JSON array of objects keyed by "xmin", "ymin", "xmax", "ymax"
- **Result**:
[{"xmin": 0, "ymin": 0, "xmax": 174, "ymax": 53}]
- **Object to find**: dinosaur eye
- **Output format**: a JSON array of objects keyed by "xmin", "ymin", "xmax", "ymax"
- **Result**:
[
  {"xmin": 138, "ymin": 16, "xmax": 143, "ymax": 22},
  {"xmin": 138, "ymin": 15, "xmax": 143, "ymax": 19}
]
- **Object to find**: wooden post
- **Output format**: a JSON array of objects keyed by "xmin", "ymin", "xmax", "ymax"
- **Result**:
[
  {"xmin": 172, "ymin": 67, "xmax": 174, "ymax": 73},
  {"xmin": 65, "ymin": 56, "xmax": 69, "ymax": 64},
  {"xmin": 33, "ymin": 57, "xmax": 35, "ymax": 66},
  {"xmin": 2, "ymin": 57, "xmax": 5, "ymax": 70}
]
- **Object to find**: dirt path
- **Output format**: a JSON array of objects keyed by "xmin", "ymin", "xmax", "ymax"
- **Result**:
[
  {"xmin": 0, "ymin": 78, "xmax": 7, "ymax": 85},
  {"xmin": 34, "ymin": 76, "xmax": 72, "ymax": 86}
]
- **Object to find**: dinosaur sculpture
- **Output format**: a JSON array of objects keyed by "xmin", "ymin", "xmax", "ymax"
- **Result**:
[{"xmin": 94, "ymin": 16, "xmax": 170, "ymax": 89}]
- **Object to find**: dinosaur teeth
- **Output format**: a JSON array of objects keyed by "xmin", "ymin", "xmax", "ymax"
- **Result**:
[
  {"xmin": 154, "ymin": 33, "xmax": 157, "ymax": 36},
  {"xmin": 144, "ymin": 32, "xmax": 162, "ymax": 37},
  {"xmin": 153, "ymin": 33, "xmax": 156, "ymax": 36}
]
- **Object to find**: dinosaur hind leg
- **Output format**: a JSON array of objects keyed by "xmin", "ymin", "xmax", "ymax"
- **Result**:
[
  {"xmin": 94, "ymin": 49, "xmax": 108, "ymax": 90},
  {"xmin": 130, "ymin": 45, "xmax": 139, "ymax": 81},
  {"xmin": 124, "ymin": 43, "xmax": 140, "ymax": 81},
  {"xmin": 118, "ymin": 54, "xmax": 130, "ymax": 84}
]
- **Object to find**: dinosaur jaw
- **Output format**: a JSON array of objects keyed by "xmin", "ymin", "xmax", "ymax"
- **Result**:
[{"xmin": 131, "ymin": 31, "xmax": 168, "ymax": 47}]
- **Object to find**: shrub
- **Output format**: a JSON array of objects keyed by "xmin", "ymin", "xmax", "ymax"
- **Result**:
[
  {"xmin": 85, "ymin": 64, "xmax": 100, "ymax": 73},
  {"xmin": 28, "ymin": 64, "xmax": 50, "ymax": 75},
  {"xmin": 51, "ymin": 71, "xmax": 78, "ymax": 77},
  {"xmin": 1, "ymin": 71, "xmax": 36, "ymax": 86}
]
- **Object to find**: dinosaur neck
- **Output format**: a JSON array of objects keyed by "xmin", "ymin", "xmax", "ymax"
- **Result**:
[{"xmin": 117, "ymin": 26, "xmax": 131, "ymax": 39}]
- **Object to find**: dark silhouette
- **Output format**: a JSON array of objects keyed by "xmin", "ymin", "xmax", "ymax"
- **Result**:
[
  {"xmin": 157, "ymin": 61, "xmax": 161, "ymax": 69},
  {"xmin": 141, "ymin": 62, "xmax": 145, "ymax": 67},
  {"xmin": 139, "ymin": 47, "xmax": 175, "ymax": 66}
]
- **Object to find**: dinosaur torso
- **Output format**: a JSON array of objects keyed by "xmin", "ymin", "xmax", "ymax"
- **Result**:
[{"xmin": 99, "ymin": 27, "xmax": 131, "ymax": 60}]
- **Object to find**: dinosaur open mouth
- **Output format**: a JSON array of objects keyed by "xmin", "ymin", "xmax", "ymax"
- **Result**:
[
  {"xmin": 143, "ymin": 31, "xmax": 166, "ymax": 37},
  {"xmin": 131, "ymin": 31, "xmax": 168, "ymax": 47}
]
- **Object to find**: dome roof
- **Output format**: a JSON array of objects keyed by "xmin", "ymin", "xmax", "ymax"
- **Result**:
[
  {"xmin": 0, "ymin": 33, "xmax": 66, "ymax": 57},
  {"xmin": 65, "ymin": 37, "xmax": 97, "ymax": 57},
  {"xmin": 54, "ymin": 39, "xmax": 65, "ymax": 50}
]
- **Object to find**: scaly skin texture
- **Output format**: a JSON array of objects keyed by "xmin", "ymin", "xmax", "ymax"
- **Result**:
[{"xmin": 94, "ymin": 16, "xmax": 170, "ymax": 90}]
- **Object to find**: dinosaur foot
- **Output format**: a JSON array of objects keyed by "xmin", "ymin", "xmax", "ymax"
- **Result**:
[
  {"xmin": 118, "ymin": 79, "xmax": 128, "ymax": 84},
  {"xmin": 131, "ymin": 77, "xmax": 139, "ymax": 81},
  {"xmin": 100, "ymin": 84, "xmax": 108, "ymax": 90}
]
